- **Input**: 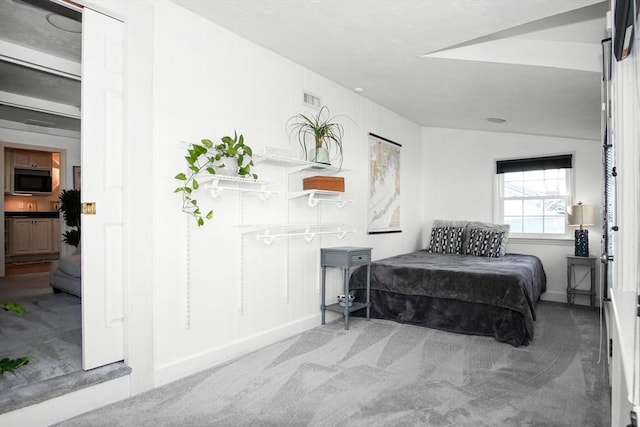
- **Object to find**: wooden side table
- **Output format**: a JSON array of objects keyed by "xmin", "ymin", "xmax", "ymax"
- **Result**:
[
  {"xmin": 566, "ymin": 255, "xmax": 597, "ymax": 307},
  {"xmin": 320, "ymin": 246, "xmax": 371, "ymax": 330}
]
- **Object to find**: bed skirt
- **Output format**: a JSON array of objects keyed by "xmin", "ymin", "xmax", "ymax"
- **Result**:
[{"xmin": 351, "ymin": 289, "xmax": 533, "ymax": 346}]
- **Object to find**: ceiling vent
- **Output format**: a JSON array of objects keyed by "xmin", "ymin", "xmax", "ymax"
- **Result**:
[
  {"xmin": 24, "ymin": 119, "xmax": 55, "ymax": 127},
  {"xmin": 303, "ymin": 91, "xmax": 321, "ymax": 109}
]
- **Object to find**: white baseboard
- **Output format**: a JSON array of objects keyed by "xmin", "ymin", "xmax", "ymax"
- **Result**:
[
  {"xmin": 541, "ymin": 290, "xmax": 600, "ymax": 307},
  {"xmin": 541, "ymin": 290, "xmax": 567, "ymax": 303},
  {"xmin": 155, "ymin": 313, "xmax": 322, "ymax": 387},
  {"xmin": 0, "ymin": 375, "xmax": 130, "ymax": 427}
]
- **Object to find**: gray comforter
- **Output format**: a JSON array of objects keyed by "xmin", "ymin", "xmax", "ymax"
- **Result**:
[{"xmin": 349, "ymin": 251, "xmax": 547, "ymax": 345}]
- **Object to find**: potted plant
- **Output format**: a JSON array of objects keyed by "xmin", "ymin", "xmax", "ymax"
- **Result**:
[
  {"xmin": 174, "ymin": 131, "xmax": 258, "ymax": 226},
  {"xmin": 287, "ymin": 106, "xmax": 346, "ymax": 168},
  {"xmin": 59, "ymin": 188, "xmax": 81, "ymax": 247}
]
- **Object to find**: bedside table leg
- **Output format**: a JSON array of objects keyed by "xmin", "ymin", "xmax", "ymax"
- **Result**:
[
  {"xmin": 343, "ymin": 268, "xmax": 349, "ymax": 330},
  {"xmin": 321, "ymin": 266, "xmax": 327, "ymax": 325},
  {"xmin": 366, "ymin": 264, "xmax": 371, "ymax": 320}
]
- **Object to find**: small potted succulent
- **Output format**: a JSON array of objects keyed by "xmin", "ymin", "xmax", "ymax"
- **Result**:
[{"xmin": 174, "ymin": 131, "xmax": 258, "ymax": 226}]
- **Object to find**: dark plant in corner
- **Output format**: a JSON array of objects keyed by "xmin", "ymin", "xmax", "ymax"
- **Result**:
[
  {"xmin": 1, "ymin": 302, "xmax": 33, "ymax": 375},
  {"xmin": 287, "ymin": 105, "xmax": 346, "ymax": 168},
  {"xmin": 174, "ymin": 131, "xmax": 258, "ymax": 226},
  {"xmin": 59, "ymin": 189, "xmax": 81, "ymax": 247}
]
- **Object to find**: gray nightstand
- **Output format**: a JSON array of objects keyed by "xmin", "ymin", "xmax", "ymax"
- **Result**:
[
  {"xmin": 566, "ymin": 255, "xmax": 597, "ymax": 307},
  {"xmin": 320, "ymin": 246, "xmax": 372, "ymax": 330}
]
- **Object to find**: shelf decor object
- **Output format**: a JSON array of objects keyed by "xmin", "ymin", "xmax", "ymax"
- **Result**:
[
  {"xmin": 303, "ymin": 176, "xmax": 344, "ymax": 192},
  {"xmin": 174, "ymin": 132, "xmax": 258, "ymax": 226},
  {"xmin": 286, "ymin": 106, "xmax": 347, "ymax": 169},
  {"xmin": 567, "ymin": 202, "xmax": 595, "ymax": 257}
]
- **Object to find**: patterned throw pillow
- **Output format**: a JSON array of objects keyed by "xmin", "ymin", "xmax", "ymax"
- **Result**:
[
  {"xmin": 428, "ymin": 226, "xmax": 465, "ymax": 254},
  {"xmin": 465, "ymin": 228, "xmax": 504, "ymax": 257}
]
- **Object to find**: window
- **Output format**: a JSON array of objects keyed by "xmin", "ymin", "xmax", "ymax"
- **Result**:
[{"xmin": 496, "ymin": 155, "xmax": 573, "ymax": 236}]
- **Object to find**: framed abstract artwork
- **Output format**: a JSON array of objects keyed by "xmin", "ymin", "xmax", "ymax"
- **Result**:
[{"xmin": 368, "ymin": 133, "xmax": 401, "ymax": 234}]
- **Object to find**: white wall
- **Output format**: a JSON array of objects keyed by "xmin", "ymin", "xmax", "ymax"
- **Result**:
[
  {"xmin": 150, "ymin": 2, "xmax": 422, "ymax": 385},
  {"xmin": 421, "ymin": 127, "xmax": 602, "ymax": 304}
]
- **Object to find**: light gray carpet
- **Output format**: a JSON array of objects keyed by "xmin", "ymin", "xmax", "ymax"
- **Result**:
[
  {"xmin": 58, "ymin": 302, "xmax": 609, "ymax": 426},
  {"xmin": 0, "ymin": 292, "xmax": 130, "ymax": 414}
]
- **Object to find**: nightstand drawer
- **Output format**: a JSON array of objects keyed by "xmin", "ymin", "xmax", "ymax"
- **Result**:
[{"xmin": 350, "ymin": 253, "xmax": 370, "ymax": 265}]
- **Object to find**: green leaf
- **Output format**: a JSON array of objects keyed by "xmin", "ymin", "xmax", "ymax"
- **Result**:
[
  {"xmin": 244, "ymin": 146, "xmax": 253, "ymax": 156},
  {"xmin": 174, "ymin": 173, "xmax": 187, "ymax": 180},
  {"xmin": 206, "ymin": 167, "xmax": 215, "ymax": 174},
  {"xmin": 197, "ymin": 217, "xmax": 204, "ymax": 227},
  {"xmin": 184, "ymin": 187, "xmax": 193, "ymax": 194},
  {"xmin": 1, "ymin": 302, "xmax": 25, "ymax": 315},
  {"xmin": 174, "ymin": 187, "xmax": 185, "ymax": 193},
  {"xmin": 0, "ymin": 356, "xmax": 32, "ymax": 375},
  {"xmin": 201, "ymin": 139, "xmax": 213, "ymax": 148},
  {"xmin": 206, "ymin": 210, "xmax": 214, "ymax": 220},
  {"xmin": 189, "ymin": 165, "xmax": 199, "ymax": 173},
  {"xmin": 193, "ymin": 179, "xmax": 199, "ymax": 190}
]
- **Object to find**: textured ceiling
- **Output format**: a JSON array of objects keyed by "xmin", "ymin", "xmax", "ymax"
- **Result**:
[
  {"xmin": 0, "ymin": 0, "xmax": 608, "ymax": 140},
  {"xmin": 172, "ymin": 0, "xmax": 608, "ymax": 141},
  {"xmin": 0, "ymin": 0, "xmax": 81, "ymax": 133}
]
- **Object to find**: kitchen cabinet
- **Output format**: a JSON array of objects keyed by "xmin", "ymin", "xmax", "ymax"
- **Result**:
[
  {"xmin": 10, "ymin": 218, "xmax": 54, "ymax": 255},
  {"xmin": 4, "ymin": 151, "xmax": 10, "ymax": 193},
  {"xmin": 52, "ymin": 218, "xmax": 61, "ymax": 253},
  {"xmin": 13, "ymin": 149, "xmax": 52, "ymax": 170}
]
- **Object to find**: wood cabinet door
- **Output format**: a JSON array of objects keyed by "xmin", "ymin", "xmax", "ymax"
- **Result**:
[
  {"xmin": 32, "ymin": 152, "xmax": 52, "ymax": 169},
  {"xmin": 11, "ymin": 219, "xmax": 33, "ymax": 255},
  {"xmin": 32, "ymin": 219, "xmax": 52, "ymax": 253},
  {"xmin": 13, "ymin": 150, "xmax": 32, "ymax": 169}
]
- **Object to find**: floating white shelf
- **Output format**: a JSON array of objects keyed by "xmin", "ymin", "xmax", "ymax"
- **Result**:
[
  {"xmin": 238, "ymin": 223, "xmax": 356, "ymax": 245},
  {"xmin": 253, "ymin": 152, "xmax": 348, "ymax": 174},
  {"xmin": 199, "ymin": 174, "xmax": 277, "ymax": 200},
  {"xmin": 288, "ymin": 189, "xmax": 352, "ymax": 207}
]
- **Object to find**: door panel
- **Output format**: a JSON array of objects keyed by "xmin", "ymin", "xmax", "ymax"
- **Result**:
[{"xmin": 81, "ymin": 8, "xmax": 125, "ymax": 369}]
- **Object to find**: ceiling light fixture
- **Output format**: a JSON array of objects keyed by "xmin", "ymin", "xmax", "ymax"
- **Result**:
[
  {"xmin": 354, "ymin": 87, "xmax": 364, "ymax": 93},
  {"xmin": 46, "ymin": 13, "xmax": 82, "ymax": 33},
  {"xmin": 486, "ymin": 117, "xmax": 507, "ymax": 124}
]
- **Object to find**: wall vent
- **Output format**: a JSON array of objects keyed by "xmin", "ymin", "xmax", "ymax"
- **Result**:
[
  {"xmin": 303, "ymin": 91, "xmax": 321, "ymax": 109},
  {"xmin": 24, "ymin": 119, "xmax": 55, "ymax": 127}
]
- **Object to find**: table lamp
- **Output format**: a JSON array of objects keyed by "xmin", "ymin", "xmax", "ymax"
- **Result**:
[{"xmin": 567, "ymin": 202, "xmax": 595, "ymax": 257}]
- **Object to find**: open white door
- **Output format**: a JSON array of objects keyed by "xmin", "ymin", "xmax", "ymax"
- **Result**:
[{"xmin": 81, "ymin": 8, "xmax": 125, "ymax": 369}]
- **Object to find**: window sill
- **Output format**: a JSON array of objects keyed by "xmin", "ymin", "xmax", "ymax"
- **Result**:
[{"xmin": 508, "ymin": 236, "xmax": 574, "ymax": 246}]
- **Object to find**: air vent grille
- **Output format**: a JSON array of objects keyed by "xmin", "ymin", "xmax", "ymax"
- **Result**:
[
  {"xmin": 24, "ymin": 119, "xmax": 55, "ymax": 127},
  {"xmin": 303, "ymin": 91, "xmax": 321, "ymax": 109}
]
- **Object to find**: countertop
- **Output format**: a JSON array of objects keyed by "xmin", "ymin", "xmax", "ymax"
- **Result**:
[{"xmin": 5, "ymin": 211, "xmax": 60, "ymax": 218}]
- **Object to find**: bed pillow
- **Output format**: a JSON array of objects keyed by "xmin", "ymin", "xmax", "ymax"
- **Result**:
[
  {"xmin": 466, "ymin": 221, "xmax": 510, "ymax": 256},
  {"xmin": 428, "ymin": 225, "xmax": 465, "ymax": 254},
  {"xmin": 465, "ymin": 228, "xmax": 504, "ymax": 257}
]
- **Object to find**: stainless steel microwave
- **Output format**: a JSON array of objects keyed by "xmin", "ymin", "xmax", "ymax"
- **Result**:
[{"xmin": 14, "ymin": 168, "xmax": 52, "ymax": 194}]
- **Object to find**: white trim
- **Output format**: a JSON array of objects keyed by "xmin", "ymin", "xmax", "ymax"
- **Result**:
[
  {"xmin": 0, "ymin": 40, "xmax": 81, "ymax": 79},
  {"xmin": 0, "ymin": 375, "xmax": 130, "ymax": 427},
  {"xmin": 508, "ymin": 237, "xmax": 574, "ymax": 246},
  {"xmin": 0, "ymin": 91, "xmax": 81, "ymax": 119},
  {"xmin": 155, "ymin": 313, "xmax": 322, "ymax": 387},
  {"xmin": 0, "ymin": 119, "xmax": 80, "ymax": 139}
]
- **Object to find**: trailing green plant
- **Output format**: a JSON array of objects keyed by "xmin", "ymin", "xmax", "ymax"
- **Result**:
[
  {"xmin": 1, "ymin": 302, "xmax": 33, "ymax": 375},
  {"xmin": 287, "ymin": 106, "xmax": 346, "ymax": 168},
  {"xmin": 59, "ymin": 188, "xmax": 81, "ymax": 247},
  {"xmin": 174, "ymin": 131, "xmax": 258, "ymax": 226}
]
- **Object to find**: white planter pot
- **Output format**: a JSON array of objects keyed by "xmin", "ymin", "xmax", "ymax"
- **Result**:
[{"xmin": 216, "ymin": 157, "xmax": 239, "ymax": 176}]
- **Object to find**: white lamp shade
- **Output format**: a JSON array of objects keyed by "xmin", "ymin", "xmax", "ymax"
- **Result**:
[{"xmin": 567, "ymin": 203, "xmax": 595, "ymax": 227}]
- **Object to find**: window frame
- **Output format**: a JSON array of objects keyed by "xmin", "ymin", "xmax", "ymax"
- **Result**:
[{"xmin": 494, "ymin": 155, "xmax": 575, "ymax": 240}]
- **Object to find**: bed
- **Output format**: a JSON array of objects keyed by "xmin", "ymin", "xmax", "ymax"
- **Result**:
[{"xmin": 349, "ymin": 220, "xmax": 547, "ymax": 346}]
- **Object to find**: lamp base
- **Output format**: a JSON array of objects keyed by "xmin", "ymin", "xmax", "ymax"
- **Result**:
[{"xmin": 574, "ymin": 229, "xmax": 589, "ymax": 257}]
